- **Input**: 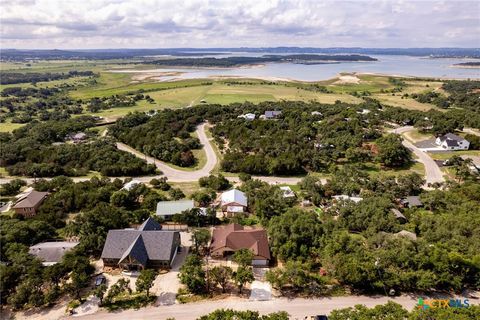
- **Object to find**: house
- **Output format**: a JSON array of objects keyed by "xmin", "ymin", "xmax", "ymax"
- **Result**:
[
  {"xmin": 122, "ymin": 179, "xmax": 143, "ymax": 191},
  {"xmin": 29, "ymin": 241, "xmax": 79, "ymax": 266},
  {"xmin": 210, "ymin": 224, "xmax": 270, "ymax": 266},
  {"xmin": 390, "ymin": 208, "xmax": 407, "ymax": 223},
  {"xmin": 332, "ymin": 195, "xmax": 363, "ymax": 203},
  {"xmin": 279, "ymin": 186, "xmax": 296, "ymax": 198},
  {"xmin": 70, "ymin": 132, "xmax": 87, "ymax": 143},
  {"xmin": 435, "ymin": 133, "xmax": 470, "ymax": 150},
  {"xmin": 261, "ymin": 110, "xmax": 282, "ymax": 119},
  {"xmin": 221, "ymin": 189, "xmax": 248, "ymax": 216},
  {"xmin": 238, "ymin": 113, "xmax": 256, "ymax": 121},
  {"xmin": 12, "ymin": 190, "xmax": 49, "ymax": 217},
  {"xmin": 156, "ymin": 199, "xmax": 195, "ymax": 219},
  {"xmin": 101, "ymin": 217, "xmax": 180, "ymax": 270},
  {"xmin": 394, "ymin": 230, "xmax": 417, "ymax": 241},
  {"xmin": 311, "ymin": 111, "xmax": 323, "ymax": 116},
  {"xmin": 401, "ymin": 196, "xmax": 423, "ymax": 208}
]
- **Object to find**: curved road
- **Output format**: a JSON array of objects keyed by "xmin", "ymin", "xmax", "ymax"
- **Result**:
[
  {"xmin": 391, "ymin": 126, "xmax": 445, "ymax": 186},
  {"xmin": 117, "ymin": 123, "xmax": 218, "ymax": 182},
  {"xmin": 116, "ymin": 123, "xmax": 305, "ymax": 185}
]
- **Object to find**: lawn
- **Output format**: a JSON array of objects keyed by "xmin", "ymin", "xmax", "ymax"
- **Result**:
[
  {"xmin": 403, "ymin": 129, "xmax": 433, "ymax": 143},
  {"xmin": 428, "ymin": 150, "xmax": 480, "ymax": 161}
]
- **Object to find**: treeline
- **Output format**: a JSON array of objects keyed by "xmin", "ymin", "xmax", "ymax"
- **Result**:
[
  {"xmin": 0, "ymin": 117, "xmax": 156, "ymax": 177},
  {"xmin": 147, "ymin": 54, "xmax": 377, "ymax": 67},
  {"xmin": 0, "ymin": 70, "xmax": 96, "ymax": 85},
  {"xmin": 111, "ymin": 97, "xmax": 480, "ymax": 175}
]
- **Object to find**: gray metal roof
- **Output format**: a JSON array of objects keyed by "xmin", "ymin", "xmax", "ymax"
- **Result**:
[
  {"xmin": 101, "ymin": 229, "xmax": 178, "ymax": 263},
  {"xmin": 29, "ymin": 241, "xmax": 79, "ymax": 265},
  {"xmin": 156, "ymin": 199, "xmax": 194, "ymax": 216},
  {"xmin": 119, "ymin": 234, "xmax": 148, "ymax": 266},
  {"xmin": 138, "ymin": 217, "xmax": 162, "ymax": 231},
  {"xmin": 405, "ymin": 196, "xmax": 423, "ymax": 207}
]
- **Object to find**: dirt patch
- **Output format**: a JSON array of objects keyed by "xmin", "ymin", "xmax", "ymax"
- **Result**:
[{"xmin": 334, "ymin": 74, "xmax": 360, "ymax": 84}]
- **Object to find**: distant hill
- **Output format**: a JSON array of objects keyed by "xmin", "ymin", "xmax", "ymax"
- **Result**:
[{"xmin": 1, "ymin": 47, "xmax": 478, "ymax": 61}]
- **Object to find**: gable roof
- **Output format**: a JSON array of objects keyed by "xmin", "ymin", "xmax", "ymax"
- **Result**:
[
  {"xmin": 156, "ymin": 199, "xmax": 194, "ymax": 216},
  {"xmin": 391, "ymin": 208, "xmax": 406, "ymax": 220},
  {"xmin": 138, "ymin": 217, "xmax": 162, "ymax": 231},
  {"xmin": 405, "ymin": 196, "xmax": 423, "ymax": 207},
  {"xmin": 29, "ymin": 241, "xmax": 79, "ymax": 265},
  {"xmin": 119, "ymin": 234, "xmax": 148, "ymax": 266},
  {"xmin": 211, "ymin": 224, "xmax": 270, "ymax": 260},
  {"xmin": 221, "ymin": 189, "xmax": 247, "ymax": 207},
  {"xmin": 13, "ymin": 190, "xmax": 48, "ymax": 209},
  {"xmin": 264, "ymin": 110, "xmax": 282, "ymax": 118},
  {"xmin": 101, "ymin": 218, "xmax": 179, "ymax": 265},
  {"xmin": 441, "ymin": 133, "xmax": 464, "ymax": 141}
]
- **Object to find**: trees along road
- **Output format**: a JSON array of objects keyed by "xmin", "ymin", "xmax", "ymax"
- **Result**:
[
  {"xmin": 115, "ymin": 123, "xmax": 306, "ymax": 185},
  {"xmin": 0, "ymin": 124, "xmax": 304, "ymax": 185},
  {"xmin": 390, "ymin": 126, "xmax": 445, "ymax": 186}
]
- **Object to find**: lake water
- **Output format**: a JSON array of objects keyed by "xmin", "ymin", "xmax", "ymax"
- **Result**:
[{"xmin": 119, "ymin": 54, "xmax": 480, "ymax": 81}]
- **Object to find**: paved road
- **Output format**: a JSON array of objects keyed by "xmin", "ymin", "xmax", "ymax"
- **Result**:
[
  {"xmin": 117, "ymin": 123, "xmax": 218, "ymax": 182},
  {"xmin": 0, "ymin": 123, "xmax": 307, "ymax": 186},
  {"xmin": 67, "ymin": 293, "xmax": 479, "ymax": 320},
  {"xmin": 391, "ymin": 126, "xmax": 445, "ymax": 186}
]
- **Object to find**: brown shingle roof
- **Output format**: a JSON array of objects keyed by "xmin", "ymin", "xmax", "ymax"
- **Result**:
[
  {"xmin": 210, "ymin": 224, "xmax": 270, "ymax": 260},
  {"xmin": 13, "ymin": 190, "xmax": 48, "ymax": 209}
]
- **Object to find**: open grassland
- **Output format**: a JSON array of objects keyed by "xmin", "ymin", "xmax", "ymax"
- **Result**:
[{"xmin": 1, "ymin": 60, "xmax": 447, "ymax": 132}]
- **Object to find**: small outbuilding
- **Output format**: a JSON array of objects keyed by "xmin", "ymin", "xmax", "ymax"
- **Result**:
[{"xmin": 156, "ymin": 199, "xmax": 195, "ymax": 219}]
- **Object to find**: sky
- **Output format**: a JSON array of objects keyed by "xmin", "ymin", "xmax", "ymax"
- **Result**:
[{"xmin": 1, "ymin": 0, "xmax": 479, "ymax": 49}]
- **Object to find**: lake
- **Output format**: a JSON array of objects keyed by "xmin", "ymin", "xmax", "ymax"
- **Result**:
[{"xmin": 116, "ymin": 54, "xmax": 480, "ymax": 82}]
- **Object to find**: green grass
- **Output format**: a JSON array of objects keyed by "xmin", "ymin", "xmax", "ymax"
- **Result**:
[
  {"xmin": 428, "ymin": 150, "xmax": 480, "ymax": 160},
  {"xmin": 0, "ymin": 122, "xmax": 25, "ymax": 132},
  {"xmin": 361, "ymin": 161, "xmax": 425, "ymax": 177}
]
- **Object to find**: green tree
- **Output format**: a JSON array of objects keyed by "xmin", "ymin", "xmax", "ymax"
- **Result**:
[
  {"xmin": 191, "ymin": 229, "xmax": 211, "ymax": 254},
  {"xmin": 210, "ymin": 266, "xmax": 233, "ymax": 293},
  {"xmin": 93, "ymin": 284, "xmax": 107, "ymax": 305},
  {"xmin": 233, "ymin": 248, "xmax": 254, "ymax": 267},
  {"xmin": 234, "ymin": 266, "xmax": 254, "ymax": 294},
  {"xmin": 136, "ymin": 269, "xmax": 157, "ymax": 297},
  {"xmin": 179, "ymin": 255, "xmax": 206, "ymax": 294},
  {"xmin": 376, "ymin": 134, "xmax": 412, "ymax": 167}
]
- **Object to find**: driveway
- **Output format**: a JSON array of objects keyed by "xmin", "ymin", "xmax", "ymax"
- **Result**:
[
  {"xmin": 152, "ymin": 232, "xmax": 191, "ymax": 306},
  {"xmin": 390, "ymin": 126, "xmax": 445, "ymax": 186}
]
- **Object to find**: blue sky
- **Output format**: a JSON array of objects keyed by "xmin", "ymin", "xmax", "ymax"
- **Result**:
[{"xmin": 1, "ymin": 0, "xmax": 479, "ymax": 49}]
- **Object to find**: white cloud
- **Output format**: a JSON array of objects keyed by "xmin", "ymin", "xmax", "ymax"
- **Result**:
[{"xmin": 0, "ymin": 0, "xmax": 478, "ymax": 48}]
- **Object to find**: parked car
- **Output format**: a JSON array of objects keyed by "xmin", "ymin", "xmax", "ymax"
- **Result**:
[
  {"xmin": 309, "ymin": 316, "xmax": 328, "ymax": 320},
  {"xmin": 95, "ymin": 275, "xmax": 106, "ymax": 287}
]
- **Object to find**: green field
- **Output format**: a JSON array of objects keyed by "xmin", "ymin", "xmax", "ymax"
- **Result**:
[{"xmin": 1, "ymin": 60, "xmax": 449, "ymax": 132}]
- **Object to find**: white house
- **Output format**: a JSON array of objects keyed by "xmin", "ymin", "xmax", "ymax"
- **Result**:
[
  {"xmin": 435, "ymin": 133, "xmax": 470, "ymax": 150},
  {"xmin": 221, "ymin": 189, "xmax": 248, "ymax": 215},
  {"xmin": 332, "ymin": 195, "xmax": 363, "ymax": 203},
  {"xmin": 279, "ymin": 186, "xmax": 296, "ymax": 198},
  {"xmin": 238, "ymin": 113, "xmax": 256, "ymax": 121},
  {"xmin": 122, "ymin": 179, "xmax": 143, "ymax": 191}
]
